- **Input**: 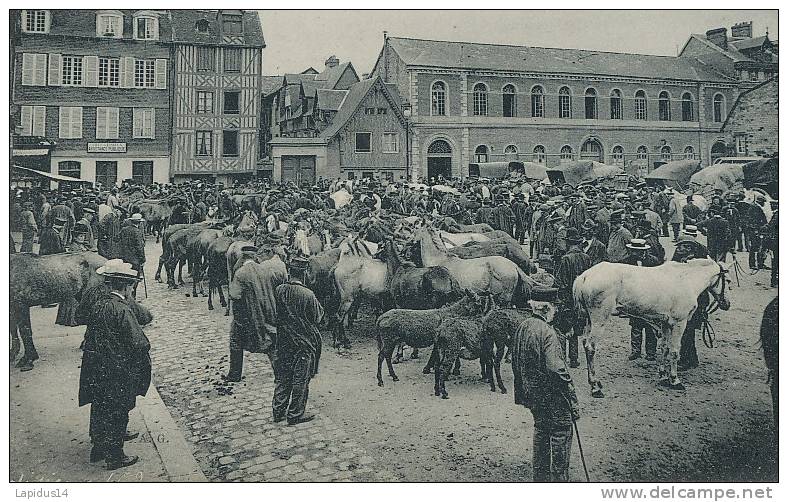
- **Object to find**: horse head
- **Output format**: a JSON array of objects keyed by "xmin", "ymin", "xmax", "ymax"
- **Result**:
[{"xmin": 709, "ymin": 261, "xmax": 732, "ymax": 311}]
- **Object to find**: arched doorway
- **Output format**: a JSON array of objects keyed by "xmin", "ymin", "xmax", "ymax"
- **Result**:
[
  {"xmin": 580, "ymin": 138, "xmax": 604, "ymax": 162},
  {"xmin": 710, "ymin": 141, "xmax": 728, "ymax": 163},
  {"xmin": 427, "ymin": 139, "xmax": 452, "ymax": 180}
]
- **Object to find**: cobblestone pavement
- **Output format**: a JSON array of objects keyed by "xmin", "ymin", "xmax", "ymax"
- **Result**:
[{"xmin": 141, "ymin": 241, "xmax": 398, "ymax": 482}]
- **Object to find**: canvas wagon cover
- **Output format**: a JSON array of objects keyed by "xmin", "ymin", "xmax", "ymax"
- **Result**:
[
  {"xmin": 689, "ymin": 164, "xmax": 745, "ymax": 191},
  {"xmin": 743, "ymin": 158, "xmax": 778, "ymax": 199},
  {"xmin": 547, "ymin": 161, "xmax": 623, "ymax": 187},
  {"xmin": 644, "ymin": 160, "xmax": 702, "ymax": 189}
]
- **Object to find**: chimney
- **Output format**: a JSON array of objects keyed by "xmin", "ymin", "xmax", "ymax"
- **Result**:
[
  {"xmin": 731, "ymin": 21, "xmax": 753, "ymax": 39},
  {"xmin": 324, "ymin": 55, "xmax": 339, "ymax": 69},
  {"xmin": 706, "ymin": 27, "xmax": 728, "ymax": 50}
]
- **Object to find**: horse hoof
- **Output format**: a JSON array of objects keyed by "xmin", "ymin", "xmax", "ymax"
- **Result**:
[
  {"xmin": 423, "ymin": 368, "xmax": 432, "ymax": 374},
  {"xmin": 392, "ymin": 358, "xmax": 402, "ymax": 365},
  {"xmin": 500, "ymin": 388, "xmax": 508, "ymax": 395},
  {"xmin": 591, "ymin": 389, "xmax": 604, "ymax": 398},
  {"xmin": 392, "ymin": 376, "xmax": 399, "ymax": 382},
  {"xmin": 377, "ymin": 381, "xmax": 384, "ymax": 387},
  {"xmin": 441, "ymin": 394, "xmax": 449, "ymax": 400},
  {"xmin": 669, "ymin": 382, "xmax": 686, "ymax": 391}
]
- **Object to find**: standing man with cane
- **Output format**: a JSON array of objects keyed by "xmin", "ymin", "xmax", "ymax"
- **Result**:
[{"xmin": 511, "ymin": 286, "xmax": 581, "ymax": 482}]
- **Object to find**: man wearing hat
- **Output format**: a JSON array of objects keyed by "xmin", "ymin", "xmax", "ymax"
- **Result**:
[
  {"xmin": 554, "ymin": 228, "xmax": 591, "ymax": 368},
  {"xmin": 652, "ymin": 187, "xmax": 672, "ymax": 237},
  {"xmin": 511, "ymin": 286, "xmax": 580, "ymax": 482},
  {"xmin": 474, "ymin": 197, "xmax": 494, "ymax": 227},
  {"xmin": 581, "ymin": 219, "xmax": 607, "ymax": 266},
  {"xmin": 511, "ymin": 193, "xmax": 529, "ymax": 245},
  {"xmin": 670, "ymin": 237, "xmax": 710, "ymax": 370},
  {"xmin": 667, "ymin": 191, "xmax": 684, "ymax": 242},
  {"xmin": 490, "ymin": 193, "xmax": 516, "ymax": 237},
  {"xmin": 225, "ymin": 245, "xmax": 288, "ymax": 382},
  {"xmin": 117, "ymin": 214, "xmax": 146, "ymax": 297},
  {"xmin": 623, "ymin": 239, "xmax": 661, "ymax": 360},
  {"xmin": 39, "ymin": 217, "xmax": 66, "ymax": 255},
  {"xmin": 76, "ymin": 259, "xmax": 151, "ymax": 470},
  {"xmin": 606, "ymin": 210, "xmax": 633, "ymax": 263},
  {"xmin": 743, "ymin": 194, "xmax": 769, "ymax": 270},
  {"xmin": 46, "ymin": 200, "xmax": 76, "ymax": 246},
  {"xmin": 19, "ymin": 201, "xmax": 38, "ymax": 252},
  {"xmin": 272, "ymin": 257, "xmax": 324, "ymax": 425},
  {"xmin": 697, "ymin": 207, "xmax": 732, "ymax": 262},
  {"xmin": 635, "ymin": 220, "xmax": 665, "ymax": 264},
  {"xmin": 72, "ymin": 207, "xmax": 96, "ymax": 252}
]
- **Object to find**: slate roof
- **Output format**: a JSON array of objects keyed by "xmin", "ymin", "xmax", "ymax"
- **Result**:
[
  {"xmin": 316, "ymin": 89, "xmax": 347, "ymax": 111},
  {"xmin": 169, "ymin": 10, "xmax": 264, "ymax": 47},
  {"xmin": 731, "ymin": 35, "xmax": 768, "ymax": 51},
  {"xmin": 313, "ymin": 62, "xmax": 358, "ymax": 89},
  {"xmin": 385, "ymin": 36, "xmax": 735, "ymax": 82},
  {"xmin": 261, "ymin": 75, "xmax": 283, "ymax": 95},
  {"xmin": 320, "ymin": 76, "xmax": 405, "ymax": 139}
]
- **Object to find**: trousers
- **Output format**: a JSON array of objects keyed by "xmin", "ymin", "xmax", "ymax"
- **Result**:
[
  {"xmin": 671, "ymin": 223, "xmax": 681, "ymax": 241},
  {"xmin": 272, "ymin": 349, "xmax": 313, "ymax": 421},
  {"xmin": 515, "ymin": 224, "xmax": 526, "ymax": 245},
  {"xmin": 532, "ymin": 419, "xmax": 573, "ymax": 482},
  {"xmin": 746, "ymin": 231, "xmax": 765, "ymax": 269},
  {"xmin": 89, "ymin": 399, "xmax": 130, "ymax": 459},
  {"xmin": 630, "ymin": 319, "xmax": 657, "ymax": 357}
]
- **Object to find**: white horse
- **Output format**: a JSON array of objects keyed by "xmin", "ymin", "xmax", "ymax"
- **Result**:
[
  {"xmin": 573, "ymin": 258, "xmax": 731, "ymax": 397},
  {"xmin": 437, "ymin": 230, "xmax": 490, "ymax": 248}
]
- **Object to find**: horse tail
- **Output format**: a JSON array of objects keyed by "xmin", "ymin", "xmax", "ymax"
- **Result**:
[
  {"xmin": 512, "ymin": 267, "xmax": 534, "ymax": 308},
  {"xmin": 573, "ymin": 274, "xmax": 591, "ymax": 329}
]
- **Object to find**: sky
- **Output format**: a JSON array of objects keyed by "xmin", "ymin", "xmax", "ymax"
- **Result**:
[{"xmin": 257, "ymin": 10, "xmax": 778, "ymax": 76}]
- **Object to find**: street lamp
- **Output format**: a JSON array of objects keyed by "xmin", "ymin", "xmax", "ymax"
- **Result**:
[{"xmin": 401, "ymin": 102, "xmax": 412, "ymax": 181}]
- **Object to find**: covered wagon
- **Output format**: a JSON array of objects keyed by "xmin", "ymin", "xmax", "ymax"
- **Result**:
[
  {"xmin": 468, "ymin": 161, "xmax": 525, "ymax": 179},
  {"xmin": 742, "ymin": 157, "xmax": 778, "ymax": 200},
  {"xmin": 644, "ymin": 159, "xmax": 702, "ymax": 191},
  {"xmin": 689, "ymin": 163, "xmax": 746, "ymax": 198},
  {"xmin": 546, "ymin": 160, "xmax": 623, "ymax": 188}
]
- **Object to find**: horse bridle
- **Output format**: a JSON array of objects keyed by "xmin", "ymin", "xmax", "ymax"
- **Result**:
[{"xmin": 707, "ymin": 264, "xmax": 729, "ymax": 315}]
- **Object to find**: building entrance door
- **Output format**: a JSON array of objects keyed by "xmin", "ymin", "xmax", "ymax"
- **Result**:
[
  {"xmin": 580, "ymin": 138, "xmax": 604, "ymax": 162},
  {"xmin": 427, "ymin": 140, "xmax": 452, "ymax": 180},
  {"xmin": 281, "ymin": 156, "xmax": 316, "ymax": 185}
]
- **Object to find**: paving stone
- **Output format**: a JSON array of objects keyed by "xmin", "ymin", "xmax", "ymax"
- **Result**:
[
  {"xmin": 225, "ymin": 469, "xmax": 246, "ymax": 481},
  {"xmin": 283, "ymin": 464, "xmax": 304, "ymax": 475},
  {"xmin": 218, "ymin": 456, "xmax": 236, "ymax": 466}
]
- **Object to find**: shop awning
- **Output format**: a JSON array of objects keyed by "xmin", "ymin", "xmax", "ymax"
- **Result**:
[{"xmin": 12, "ymin": 165, "xmax": 93, "ymax": 184}]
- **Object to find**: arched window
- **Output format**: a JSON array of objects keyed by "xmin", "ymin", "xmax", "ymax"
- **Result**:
[
  {"xmin": 636, "ymin": 145, "xmax": 648, "ymax": 161},
  {"xmin": 431, "ymin": 81, "xmax": 447, "ymax": 116},
  {"xmin": 558, "ymin": 87, "xmax": 571, "ymax": 119},
  {"xmin": 502, "ymin": 84, "xmax": 517, "ymax": 117},
  {"xmin": 713, "ymin": 93, "xmax": 726, "ymax": 123},
  {"xmin": 533, "ymin": 145, "xmax": 546, "ymax": 164},
  {"xmin": 428, "ymin": 139, "xmax": 452, "ymax": 154},
  {"xmin": 661, "ymin": 145, "xmax": 672, "ymax": 162},
  {"xmin": 504, "ymin": 144, "xmax": 518, "ymax": 156},
  {"xmin": 611, "ymin": 145, "xmax": 624, "ymax": 165},
  {"xmin": 634, "ymin": 90, "xmax": 647, "ymax": 120},
  {"xmin": 610, "ymin": 89, "xmax": 622, "ymax": 120},
  {"xmin": 560, "ymin": 145, "xmax": 573, "ymax": 162},
  {"xmin": 96, "ymin": 11, "xmax": 123, "ymax": 37},
  {"xmin": 133, "ymin": 11, "xmax": 159, "ymax": 40},
  {"xmin": 681, "ymin": 92, "xmax": 694, "ymax": 121},
  {"xmin": 585, "ymin": 88, "xmax": 598, "ymax": 119},
  {"xmin": 684, "ymin": 146, "xmax": 695, "ymax": 159},
  {"xmin": 472, "ymin": 83, "xmax": 488, "ymax": 116},
  {"xmin": 58, "ymin": 161, "xmax": 81, "ymax": 179},
  {"xmin": 531, "ymin": 86, "xmax": 544, "ymax": 118},
  {"xmin": 658, "ymin": 91, "xmax": 671, "ymax": 121},
  {"xmin": 474, "ymin": 145, "xmax": 489, "ymax": 163}
]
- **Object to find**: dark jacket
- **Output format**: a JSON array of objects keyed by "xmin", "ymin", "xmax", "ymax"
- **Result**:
[
  {"xmin": 38, "ymin": 227, "xmax": 64, "ymax": 255},
  {"xmin": 116, "ymin": 223, "xmax": 146, "ymax": 270},
  {"xmin": 275, "ymin": 281, "xmax": 324, "ymax": 376},
  {"xmin": 583, "ymin": 237, "xmax": 607, "ymax": 266}
]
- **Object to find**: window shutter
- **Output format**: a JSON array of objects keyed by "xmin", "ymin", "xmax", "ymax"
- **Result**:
[
  {"xmin": 96, "ymin": 107, "xmax": 107, "ymax": 139},
  {"xmin": 155, "ymin": 58, "xmax": 167, "ymax": 89},
  {"xmin": 33, "ymin": 106, "xmax": 46, "ymax": 137},
  {"xmin": 84, "ymin": 56, "xmax": 99, "ymax": 87},
  {"xmin": 121, "ymin": 57, "xmax": 134, "ymax": 88},
  {"xmin": 22, "ymin": 53, "xmax": 34, "ymax": 86},
  {"xmin": 20, "ymin": 106, "xmax": 33, "ymax": 135},
  {"xmin": 48, "ymin": 53, "xmax": 62, "ymax": 86},
  {"xmin": 59, "ymin": 106, "xmax": 71, "ymax": 138},
  {"xmin": 71, "ymin": 107, "xmax": 83, "ymax": 138},
  {"xmin": 108, "ymin": 107, "xmax": 119, "ymax": 139},
  {"xmin": 35, "ymin": 54, "xmax": 47, "ymax": 86},
  {"xmin": 133, "ymin": 108, "xmax": 141, "ymax": 137}
]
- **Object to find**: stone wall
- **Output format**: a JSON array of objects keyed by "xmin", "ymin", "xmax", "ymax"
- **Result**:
[{"xmin": 723, "ymin": 78, "xmax": 778, "ymax": 157}]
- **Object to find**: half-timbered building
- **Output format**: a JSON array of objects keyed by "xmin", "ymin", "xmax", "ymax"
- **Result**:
[
  {"xmin": 11, "ymin": 9, "xmax": 172, "ymax": 187},
  {"xmin": 168, "ymin": 10, "xmax": 264, "ymax": 184}
]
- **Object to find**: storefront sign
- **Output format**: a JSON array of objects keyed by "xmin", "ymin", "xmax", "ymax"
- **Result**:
[{"xmin": 87, "ymin": 143, "xmax": 127, "ymax": 153}]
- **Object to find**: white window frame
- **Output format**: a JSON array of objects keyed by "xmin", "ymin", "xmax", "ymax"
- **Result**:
[
  {"xmin": 531, "ymin": 85, "xmax": 544, "ymax": 118},
  {"xmin": 634, "ymin": 90, "xmax": 648, "ymax": 120},
  {"xmin": 560, "ymin": 145, "xmax": 574, "ymax": 162},
  {"xmin": 96, "ymin": 12, "xmax": 123, "ymax": 38},
  {"xmin": 98, "ymin": 57, "xmax": 120, "ymax": 87},
  {"xmin": 355, "ymin": 132, "xmax": 372, "ymax": 153},
  {"xmin": 133, "ymin": 108, "xmax": 155, "ymax": 139},
  {"xmin": 197, "ymin": 91, "xmax": 214, "ymax": 114},
  {"xmin": 610, "ymin": 89, "xmax": 623, "ymax": 120},
  {"xmin": 533, "ymin": 145, "xmax": 546, "ymax": 164},
  {"xmin": 134, "ymin": 15, "xmax": 159, "ymax": 41},
  {"xmin": 660, "ymin": 145, "xmax": 672, "ymax": 162},
  {"xmin": 636, "ymin": 145, "xmax": 649, "ymax": 161},
  {"xmin": 196, "ymin": 130, "xmax": 213, "ymax": 156},
  {"xmin": 684, "ymin": 146, "xmax": 696, "ymax": 160},
  {"xmin": 558, "ymin": 87, "xmax": 572, "ymax": 119},
  {"xmin": 134, "ymin": 59, "xmax": 156, "ymax": 88},
  {"xmin": 61, "ymin": 55, "xmax": 84, "ymax": 86},
  {"xmin": 382, "ymin": 132, "xmax": 399, "ymax": 153},
  {"xmin": 472, "ymin": 83, "xmax": 488, "ymax": 117},
  {"xmin": 22, "ymin": 10, "xmax": 50, "ymax": 34},
  {"xmin": 611, "ymin": 145, "xmax": 624, "ymax": 165},
  {"xmin": 59, "ymin": 106, "xmax": 83, "ymax": 139},
  {"xmin": 431, "ymin": 80, "xmax": 447, "ymax": 116},
  {"xmin": 95, "ymin": 106, "xmax": 119, "ymax": 140}
]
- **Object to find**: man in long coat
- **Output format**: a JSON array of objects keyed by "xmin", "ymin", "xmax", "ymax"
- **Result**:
[
  {"xmin": 225, "ymin": 246, "xmax": 288, "ymax": 382},
  {"xmin": 38, "ymin": 218, "xmax": 66, "ymax": 255},
  {"xmin": 512, "ymin": 288, "xmax": 580, "ymax": 482},
  {"xmin": 273, "ymin": 258, "xmax": 324, "ymax": 425},
  {"xmin": 511, "ymin": 193, "xmax": 529, "ymax": 245},
  {"xmin": 97, "ymin": 209, "xmax": 124, "ymax": 259},
  {"xmin": 672, "ymin": 237, "xmax": 710, "ymax": 369},
  {"xmin": 117, "ymin": 214, "xmax": 146, "ymax": 297},
  {"xmin": 581, "ymin": 219, "xmax": 607, "ymax": 266},
  {"xmin": 489, "ymin": 195, "xmax": 515, "ymax": 236},
  {"xmin": 554, "ymin": 228, "xmax": 591, "ymax": 368},
  {"xmin": 46, "ymin": 202, "xmax": 75, "ymax": 246},
  {"xmin": 606, "ymin": 211, "xmax": 633, "ymax": 263},
  {"xmin": 76, "ymin": 260, "xmax": 152, "ymax": 470}
]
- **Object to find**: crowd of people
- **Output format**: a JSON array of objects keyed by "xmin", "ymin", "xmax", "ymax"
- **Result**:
[{"xmin": 9, "ymin": 172, "xmax": 778, "ymax": 479}]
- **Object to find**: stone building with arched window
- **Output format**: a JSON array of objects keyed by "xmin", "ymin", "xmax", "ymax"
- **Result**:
[{"xmin": 371, "ymin": 22, "xmax": 777, "ymax": 180}]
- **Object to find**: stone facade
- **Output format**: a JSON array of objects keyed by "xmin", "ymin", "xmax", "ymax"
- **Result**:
[{"xmin": 722, "ymin": 77, "xmax": 778, "ymax": 157}]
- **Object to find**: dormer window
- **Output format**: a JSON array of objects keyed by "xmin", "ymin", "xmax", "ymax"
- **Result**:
[
  {"xmin": 222, "ymin": 14, "xmax": 243, "ymax": 34},
  {"xmin": 196, "ymin": 19, "xmax": 209, "ymax": 33},
  {"xmin": 22, "ymin": 10, "xmax": 50, "ymax": 33},
  {"xmin": 133, "ymin": 12, "xmax": 159, "ymax": 40},
  {"xmin": 96, "ymin": 12, "xmax": 123, "ymax": 38}
]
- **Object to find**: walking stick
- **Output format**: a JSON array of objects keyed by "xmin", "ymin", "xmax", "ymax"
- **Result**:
[
  {"xmin": 141, "ymin": 269, "xmax": 148, "ymax": 299},
  {"xmin": 563, "ymin": 392, "xmax": 591, "ymax": 482}
]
